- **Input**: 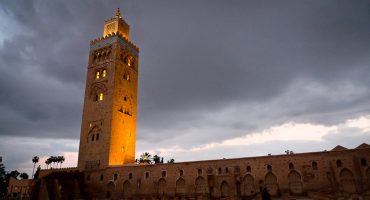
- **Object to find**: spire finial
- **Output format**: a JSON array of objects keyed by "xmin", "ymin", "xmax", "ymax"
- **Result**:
[{"xmin": 115, "ymin": 7, "xmax": 121, "ymax": 18}]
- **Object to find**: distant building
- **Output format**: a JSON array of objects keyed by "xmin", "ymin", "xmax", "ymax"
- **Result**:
[
  {"xmin": 34, "ymin": 9, "xmax": 370, "ymax": 200},
  {"xmin": 7, "ymin": 177, "xmax": 32, "ymax": 198}
]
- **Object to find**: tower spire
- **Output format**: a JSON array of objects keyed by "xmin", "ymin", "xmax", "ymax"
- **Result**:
[{"xmin": 115, "ymin": 7, "xmax": 121, "ymax": 18}]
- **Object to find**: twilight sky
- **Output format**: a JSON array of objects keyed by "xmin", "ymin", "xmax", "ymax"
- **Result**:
[{"xmin": 0, "ymin": 0, "xmax": 370, "ymax": 175}]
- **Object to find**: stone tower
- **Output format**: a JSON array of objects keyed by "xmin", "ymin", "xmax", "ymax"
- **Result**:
[{"xmin": 77, "ymin": 8, "xmax": 138, "ymax": 170}]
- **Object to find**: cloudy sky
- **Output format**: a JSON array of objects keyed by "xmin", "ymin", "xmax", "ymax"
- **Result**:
[{"xmin": 0, "ymin": 0, "xmax": 369, "ymax": 176}]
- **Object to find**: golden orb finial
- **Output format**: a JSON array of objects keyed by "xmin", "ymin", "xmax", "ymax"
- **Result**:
[{"xmin": 115, "ymin": 7, "xmax": 121, "ymax": 18}]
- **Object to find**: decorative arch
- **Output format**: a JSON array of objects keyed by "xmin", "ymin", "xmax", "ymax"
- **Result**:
[
  {"xmin": 265, "ymin": 172, "xmax": 278, "ymax": 196},
  {"xmin": 176, "ymin": 177, "xmax": 186, "ymax": 195},
  {"xmin": 288, "ymin": 170, "xmax": 303, "ymax": 194},
  {"xmin": 339, "ymin": 168, "xmax": 356, "ymax": 194},
  {"xmin": 87, "ymin": 125, "xmax": 102, "ymax": 142},
  {"xmin": 195, "ymin": 176, "xmax": 207, "ymax": 194},
  {"xmin": 157, "ymin": 178, "xmax": 166, "ymax": 196},
  {"xmin": 243, "ymin": 174, "xmax": 255, "ymax": 196},
  {"xmin": 220, "ymin": 181, "xmax": 230, "ymax": 198},
  {"xmin": 122, "ymin": 180, "xmax": 132, "ymax": 198},
  {"xmin": 90, "ymin": 82, "xmax": 108, "ymax": 101},
  {"xmin": 106, "ymin": 181, "xmax": 115, "ymax": 199}
]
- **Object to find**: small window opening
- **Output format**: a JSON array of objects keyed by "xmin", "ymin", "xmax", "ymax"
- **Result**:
[
  {"xmin": 336, "ymin": 160, "xmax": 342, "ymax": 168},
  {"xmin": 96, "ymin": 133, "xmax": 99, "ymax": 141},
  {"xmin": 225, "ymin": 167, "xmax": 229, "ymax": 174},
  {"xmin": 218, "ymin": 168, "xmax": 222, "ymax": 174},
  {"xmin": 198, "ymin": 169, "xmax": 202, "ymax": 175},
  {"xmin": 95, "ymin": 94, "xmax": 99, "ymax": 101},
  {"xmin": 92, "ymin": 134, "xmax": 95, "ymax": 141},
  {"xmin": 145, "ymin": 172, "xmax": 149, "ymax": 179},
  {"xmin": 124, "ymin": 74, "xmax": 130, "ymax": 81},
  {"xmin": 289, "ymin": 162, "xmax": 294, "ymax": 170},
  {"xmin": 361, "ymin": 158, "xmax": 367, "ymax": 166},
  {"xmin": 102, "ymin": 69, "xmax": 107, "ymax": 77},
  {"xmin": 267, "ymin": 165, "xmax": 272, "ymax": 172},
  {"xmin": 180, "ymin": 170, "xmax": 184, "ymax": 176},
  {"xmin": 96, "ymin": 71, "xmax": 100, "ymax": 79},
  {"xmin": 246, "ymin": 166, "xmax": 251, "ymax": 173},
  {"xmin": 129, "ymin": 173, "xmax": 133, "ymax": 179},
  {"xmin": 123, "ymin": 96, "xmax": 127, "ymax": 101},
  {"xmin": 162, "ymin": 171, "xmax": 166, "ymax": 177},
  {"xmin": 114, "ymin": 173, "xmax": 118, "ymax": 180},
  {"xmin": 312, "ymin": 161, "xmax": 318, "ymax": 170},
  {"xmin": 100, "ymin": 174, "xmax": 104, "ymax": 181},
  {"xmin": 99, "ymin": 93, "xmax": 103, "ymax": 101}
]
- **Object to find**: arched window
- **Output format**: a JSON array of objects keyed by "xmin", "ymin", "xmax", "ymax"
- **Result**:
[
  {"xmin": 162, "ymin": 171, "xmax": 167, "ymax": 177},
  {"xmin": 218, "ymin": 168, "xmax": 222, "ymax": 174},
  {"xmin": 96, "ymin": 71, "xmax": 100, "ymax": 79},
  {"xmin": 361, "ymin": 158, "xmax": 367, "ymax": 166},
  {"xmin": 267, "ymin": 165, "xmax": 272, "ymax": 172},
  {"xmin": 99, "ymin": 93, "xmax": 103, "ymax": 101},
  {"xmin": 129, "ymin": 173, "xmax": 132, "ymax": 179},
  {"xmin": 198, "ymin": 169, "xmax": 202, "ymax": 175},
  {"xmin": 312, "ymin": 161, "xmax": 318, "ymax": 170},
  {"xmin": 102, "ymin": 69, "xmax": 107, "ymax": 78},
  {"xmin": 114, "ymin": 173, "xmax": 118, "ymax": 180},
  {"xmin": 179, "ymin": 170, "xmax": 184, "ymax": 176},
  {"xmin": 289, "ymin": 162, "xmax": 294, "ymax": 170},
  {"xmin": 145, "ymin": 172, "xmax": 149, "ymax": 179},
  {"xmin": 246, "ymin": 166, "xmax": 251, "ymax": 173},
  {"xmin": 336, "ymin": 160, "xmax": 342, "ymax": 168},
  {"xmin": 124, "ymin": 74, "xmax": 130, "ymax": 81},
  {"xmin": 225, "ymin": 167, "xmax": 229, "ymax": 174}
]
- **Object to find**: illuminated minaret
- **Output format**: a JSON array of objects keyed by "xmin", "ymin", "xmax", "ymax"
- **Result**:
[{"xmin": 78, "ymin": 8, "xmax": 138, "ymax": 170}]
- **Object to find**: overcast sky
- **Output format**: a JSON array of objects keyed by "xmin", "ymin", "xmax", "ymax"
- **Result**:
[{"xmin": 0, "ymin": 0, "xmax": 369, "ymax": 176}]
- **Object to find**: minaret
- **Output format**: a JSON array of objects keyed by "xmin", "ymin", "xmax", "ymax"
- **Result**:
[{"xmin": 77, "ymin": 8, "xmax": 138, "ymax": 170}]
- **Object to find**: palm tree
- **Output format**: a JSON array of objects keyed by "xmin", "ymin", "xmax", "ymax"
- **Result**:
[
  {"xmin": 139, "ymin": 152, "xmax": 152, "ymax": 164},
  {"xmin": 59, "ymin": 156, "xmax": 65, "ymax": 168},
  {"xmin": 45, "ymin": 159, "xmax": 51, "ymax": 169},
  {"xmin": 31, "ymin": 156, "xmax": 39, "ymax": 178}
]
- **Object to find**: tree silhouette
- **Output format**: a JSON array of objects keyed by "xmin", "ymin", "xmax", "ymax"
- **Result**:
[
  {"xmin": 32, "ymin": 156, "xmax": 39, "ymax": 178},
  {"xmin": 19, "ymin": 172, "xmax": 29, "ymax": 179},
  {"xmin": 34, "ymin": 165, "xmax": 41, "ymax": 180},
  {"xmin": 45, "ymin": 158, "xmax": 51, "ymax": 169},
  {"xmin": 0, "ymin": 162, "xmax": 6, "ymax": 197},
  {"xmin": 153, "ymin": 155, "xmax": 163, "ymax": 164},
  {"xmin": 58, "ymin": 156, "xmax": 65, "ymax": 168},
  {"xmin": 139, "ymin": 152, "xmax": 152, "ymax": 164}
]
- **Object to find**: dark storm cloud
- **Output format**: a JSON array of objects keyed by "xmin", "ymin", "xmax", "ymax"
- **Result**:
[{"xmin": 0, "ymin": 0, "xmax": 369, "ymax": 148}]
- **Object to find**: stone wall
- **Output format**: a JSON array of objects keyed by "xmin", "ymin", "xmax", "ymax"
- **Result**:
[{"xmin": 79, "ymin": 146, "xmax": 370, "ymax": 200}]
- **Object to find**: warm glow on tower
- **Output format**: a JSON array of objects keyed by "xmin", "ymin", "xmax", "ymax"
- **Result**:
[{"xmin": 78, "ymin": 8, "xmax": 138, "ymax": 170}]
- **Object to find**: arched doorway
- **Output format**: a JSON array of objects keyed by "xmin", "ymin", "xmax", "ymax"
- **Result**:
[
  {"xmin": 265, "ymin": 172, "xmax": 278, "ymax": 196},
  {"xmin": 220, "ymin": 181, "xmax": 230, "ymax": 198},
  {"xmin": 340, "ymin": 168, "xmax": 356, "ymax": 194},
  {"xmin": 123, "ymin": 180, "xmax": 132, "ymax": 199},
  {"xmin": 195, "ymin": 176, "xmax": 207, "ymax": 193},
  {"xmin": 243, "ymin": 174, "xmax": 255, "ymax": 196},
  {"xmin": 195, "ymin": 176, "xmax": 207, "ymax": 200},
  {"xmin": 157, "ymin": 178, "xmax": 166, "ymax": 197},
  {"xmin": 176, "ymin": 177, "xmax": 186, "ymax": 196},
  {"xmin": 288, "ymin": 170, "xmax": 303, "ymax": 194},
  {"xmin": 106, "ymin": 181, "xmax": 115, "ymax": 199}
]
